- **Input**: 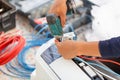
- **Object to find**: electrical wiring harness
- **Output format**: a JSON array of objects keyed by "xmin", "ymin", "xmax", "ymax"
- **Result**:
[
  {"xmin": 79, "ymin": 56, "xmax": 120, "ymax": 68},
  {"xmin": 77, "ymin": 56, "xmax": 120, "ymax": 79},
  {"xmin": 74, "ymin": 57, "xmax": 120, "ymax": 80},
  {"xmin": 0, "ymin": 32, "xmax": 26, "ymax": 65}
]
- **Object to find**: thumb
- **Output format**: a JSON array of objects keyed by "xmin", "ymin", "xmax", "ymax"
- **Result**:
[
  {"xmin": 55, "ymin": 41, "xmax": 60, "ymax": 46},
  {"xmin": 60, "ymin": 13, "xmax": 66, "ymax": 28},
  {"xmin": 55, "ymin": 41, "xmax": 62, "ymax": 48}
]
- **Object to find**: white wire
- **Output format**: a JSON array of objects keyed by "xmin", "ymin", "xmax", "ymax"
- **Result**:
[{"xmin": 74, "ymin": 57, "xmax": 117, "ymax": 80}]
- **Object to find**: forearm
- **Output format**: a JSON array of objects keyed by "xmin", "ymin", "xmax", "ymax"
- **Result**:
[
  {"xmin": 77, "ymin": 41, "xmax": 101, "ymax": 57},
  {"xmin": 77, "ymin": 36, "xmax": 120, "ymax": 58}
]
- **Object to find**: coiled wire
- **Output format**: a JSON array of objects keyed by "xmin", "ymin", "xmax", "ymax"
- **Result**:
[{"xmin": 0, "ymin": 23, "xmax": 52, "ymax": 79}]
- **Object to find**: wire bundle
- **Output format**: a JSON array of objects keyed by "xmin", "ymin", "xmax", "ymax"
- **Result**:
[
  {"xmin": 79, "ymin": 56, "xmax": 120, "ymax": 67},
  {"xmin": 3, "ymin": 38, "xmax": 50, "ymax": 78},
  {"xmin": 17, "ymin": 24, "xmax": 51, "ymax": 72},
  {"xmin": 74, "ymin": 57, "xmax": 120, "ymax": 80},
  {"xmin": 0, "ymin": 24, "xmax": 52, "ymax": 78},
  {"xmin": 0, "ymin": 32, "xmax": 26, "ymax": 65},
  {"xmin": 77, "ymin": 56, "xmax": 120, "ymax": 78},
  {"xmin": 13, "ymin": 23, "xmax": 75, "ymax": 78},
  {"xmin": 0, "ymin": 21, "xmax": 75, "ymax": 78},
  {"xmin": 17, "ymin": 38, "xmax": 50, "ymax": 71}
]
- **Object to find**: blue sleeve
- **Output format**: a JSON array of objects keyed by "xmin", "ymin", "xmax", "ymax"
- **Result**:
[{"xmin": 99, "ymin": 36, "xmax": 120, "ymax": 58}]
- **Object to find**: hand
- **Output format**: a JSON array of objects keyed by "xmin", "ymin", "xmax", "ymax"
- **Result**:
[
  {"xmin": 48, "ymin": 0, "xmax": 67, "ymax": 27},
  {"xmin": 55, "ymin": 40, "xmax": 101, "ymax": 59},
  {"xmin": 55, "ymin": 40, "xmax": 84, "ymax": 59}
]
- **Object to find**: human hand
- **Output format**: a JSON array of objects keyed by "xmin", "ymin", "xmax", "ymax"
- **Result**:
[
  {"xmin": 55, "ymin": 40, "xmax": 84, "ymax": 59},
  {"xmin": 48, "ymin": 0, "xmax": 67, "ymax": 27}
]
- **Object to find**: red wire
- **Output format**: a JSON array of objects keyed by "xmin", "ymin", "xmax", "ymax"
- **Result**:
[
  {"xmin": 0, "ymin": 32, "xmax": 26, "ymax": 65},
  {"xmin": 79, "ymin": 56, "xmax": 120, "ymax": 66}
]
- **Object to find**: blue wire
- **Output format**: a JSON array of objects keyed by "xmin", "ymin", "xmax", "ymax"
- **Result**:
[
  {"xmin": 74, "ymin": 57, "xmax": 120, "ymax": 77},
  {"xmin": 2, "ymin": 23, "xmax": 52, "ymax": 78},
  {"xmin": 36, "ymin": 24, "xmax": 49, "ymax": 36},
  {"xmin": 4, "ymin": 22, "xmax": 75, "ymax": 78},
  {"xmin": 32, "ymin": 24, "xmax": 44, "ymax": 38},
  {"xmin": 88, "ymin": 62, "xmax": 120, "ymax": 77},
  {"xmin": 17, "ymin": 38, "xmax": 50, "ymax": 72},
  {"xmin": 34, "ymin": 24, "xmax": 42, "ymax": 31},
  {"xmin": 0, "ymin": 68, "xmax": 28, "ymax": 79},
  {"xmin": 33, "ymin": 24, "xmax": 42, "ymax": 34},
  {"xmin": 6, "ymin": 63, "xmax": 30, "ymax": 78},
  {"xmin": 69, "ymin": 24, "xmax": 74, "ymax": 32},
  {"xmin": 16, "ymin": 24, "xmax": 50, "ymax": 78}
]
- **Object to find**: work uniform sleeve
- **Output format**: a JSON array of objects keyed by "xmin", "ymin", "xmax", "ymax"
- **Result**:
[{"xmin": 99, "ymin": 36, "xmax": 120, "ymax": 58}]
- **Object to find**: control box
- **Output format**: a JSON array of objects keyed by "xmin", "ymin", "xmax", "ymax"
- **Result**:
[{"xmin": 0, "ymin": 0, "xmax": 16, "ymax": 32}]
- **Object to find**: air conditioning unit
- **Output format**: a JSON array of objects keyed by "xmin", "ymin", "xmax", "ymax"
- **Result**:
[{"xmin": 30, "ymin": 38, "xmax": 120, "ymax": 80}]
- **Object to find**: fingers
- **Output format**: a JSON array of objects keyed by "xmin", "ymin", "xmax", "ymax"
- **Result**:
[
  {"xmin": 60, "ymin": 13, "xmax": 66, "ymax": 27},
  {"xmin": 48, "ymin": 2, "xmax": 67, "ymax": 27},
  {"xmin": 55, "ymin": 40, "xmax": 61, "ymax": 47},
  {"xmin": 59, "ymin": 5, "xmax": 67, "ymax": 27},
  {"xmin": 55, "ymin": 40, "xmax": 70, "ymax": 59},
  {"xmin": 55, "ymin": 40, "xmax": 78, "ymax": 59},
  {"xmin": 59, "ymin": 4, "xmax": 67, "ymax": 27}
]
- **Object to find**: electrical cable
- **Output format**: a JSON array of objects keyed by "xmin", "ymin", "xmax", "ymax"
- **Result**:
[
  {"xmin": 0, "ymin": 32, "xmax": 27, "ymax": 78},
  {"xmin": 2, "ymin": 57, "xmax": 32, "ymax": 79},
  {"xmin": 88, "ymin": 62, "xmax": 120, "ymax": 77},
  {"xmin": 79, "ymin": 55, "xmax": 120, "ymax": 79},
  {"xmin": 2, "ymin": 23, "xmax": 52, "ymax": 78},
  {"xmin": 0, "ymin": 26, "xmax": 50, "ymax": 78},
  {"xmin": 0, "ymin": 67, "xmax": 27, "ymax": 79},
  {"xmin": 74, "ymin": 57, "xmax": 117, "ymax": 80},
  {"xmin": 17, "ymin": 38, "xmax": 50, "ymax": 71},
  {"xmin": 0, "ymin": 19, "xmax": 75, "ymax": 78},
  {"xmin": 31, "ymin": 23, "xmax": 50, "ymax": 39},
  {"xmin": 36, "ymin": 24, "xmax": 48, "ymax": 36},
  {"xmin": 6, "ymin": 63, "xmax": 30, "ymax": 78},
  {"xmin": 32, "ymin": 24, "xmax": 42, "ymax": 36},
  {"xmin": 0, "ymin": 35, "xmax": 26, "ymax": 65},
  {"xmin": 79, "ymin": 56, "xmax": 120, "ymax": 67},
  {"xmin": 4, "ymin": 38, "xmax": 50, "ymax": 79},
  {"xmin": 0, "ymin": 19, "xmax": 52, "ymax": 78},
  {"xmin": 17, "ymin": 23, "xmax": 51, "ymax": 72}
]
